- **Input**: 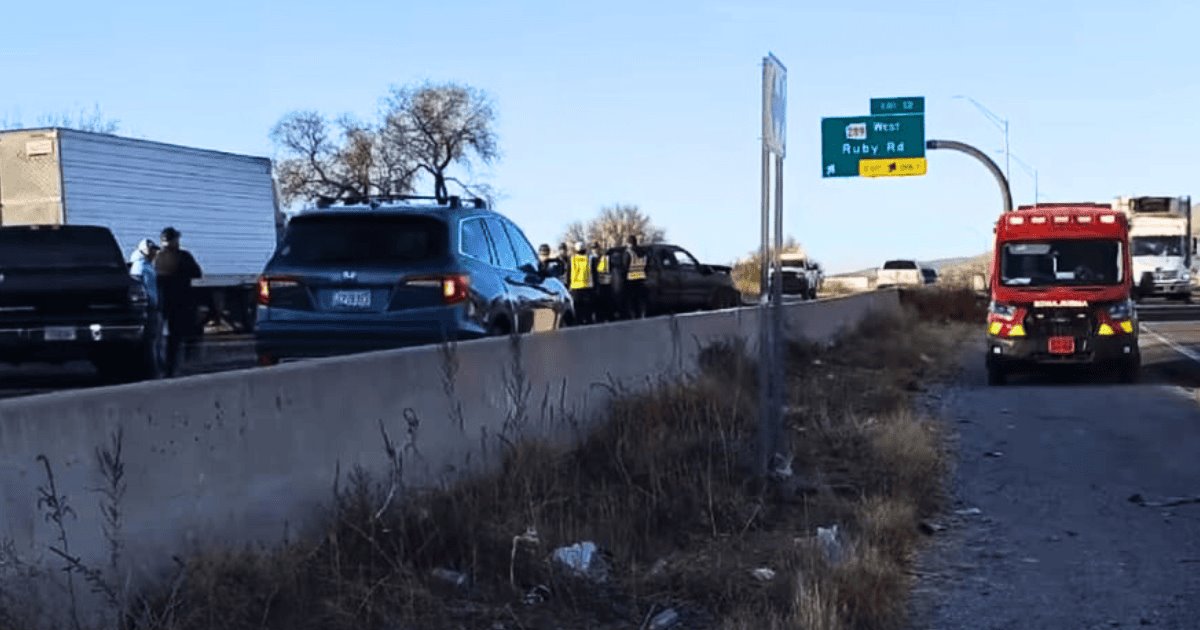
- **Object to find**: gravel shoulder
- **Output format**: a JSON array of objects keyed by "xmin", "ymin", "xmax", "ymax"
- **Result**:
[{"xmin": 909, "ymin": 340, "xmax": 1200, "ymax": 629}]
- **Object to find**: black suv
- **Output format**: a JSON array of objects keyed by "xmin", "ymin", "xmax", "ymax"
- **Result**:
[
  {"xmin": 0, "ymin": 225, "xmax": 165, "ymax": 381},
  {"xmin": 254, "ymin": 196, "xmax": 574, "ymax": 363},
  {"xmin": 608, "ymin": 243, "xmax": 741, "ymax": 314}
]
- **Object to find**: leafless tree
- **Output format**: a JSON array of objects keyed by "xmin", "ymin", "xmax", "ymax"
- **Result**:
[
  {"xmin": 270, "ymin": 82, "xmax": 498, "ymax": 205},
  {"xmin": 562, "ymin": 204, "xmax": 667, "ymax": 248},
  {"xmin": 2, "ymin": 104, "xmax": 120, "ymax": 133},
  {"xmin": 383, "ymin": 82, "xmax": 498, "ymax": 202}
]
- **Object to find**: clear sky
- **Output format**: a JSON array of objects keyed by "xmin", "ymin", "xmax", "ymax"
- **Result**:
[{"xmin": 3, "ymin": 0, "xmax": 1196, "ymax": 273}]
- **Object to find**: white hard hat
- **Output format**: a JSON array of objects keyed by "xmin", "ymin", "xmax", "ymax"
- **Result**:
[{"xmin": 574, "ymin": 241, "xmax": 586, "ymax": 252}]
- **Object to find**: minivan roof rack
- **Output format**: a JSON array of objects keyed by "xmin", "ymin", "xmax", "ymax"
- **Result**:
[{"xmin": 313, "ymin": 194, "xmax": 488, "ymax": 210}]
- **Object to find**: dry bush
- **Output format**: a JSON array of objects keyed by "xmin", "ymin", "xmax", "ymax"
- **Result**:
[
  {"xmin": 118, "ymin": 307, "xmax": 965, "ymax": 630},
  {"xmin": 899, "ymin": 286, "xmax": 987, "ymax": 323}
]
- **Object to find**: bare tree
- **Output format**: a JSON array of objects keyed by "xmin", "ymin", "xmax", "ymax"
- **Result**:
[
  {"xmin": 562, "ymin": 204, "xmax": 667, "ymax": 248},
  {"xmin": 270, "ymin": 111, "xmax": 421, "ymax": 205},
  {"xmin": 2, "ymin": 104, "xmax": 120, "ymax": 133},
  {"xmin": 383, "ymin": 82, "xmax": 498, "ymax": 201}
]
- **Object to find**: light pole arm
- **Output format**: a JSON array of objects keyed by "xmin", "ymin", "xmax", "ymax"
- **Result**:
[{"xmin": 927, "ymin": 139, "xmax": 1013, "ymax": 213}]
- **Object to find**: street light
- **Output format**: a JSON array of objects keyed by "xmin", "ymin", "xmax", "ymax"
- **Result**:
[
  {"xmin": 953, "ymin": 95, "xmax": 1010, "ymax": 184},
  {"xmin": 994, "ymin": 150, "xmax": 1040, "ymax": 204}
]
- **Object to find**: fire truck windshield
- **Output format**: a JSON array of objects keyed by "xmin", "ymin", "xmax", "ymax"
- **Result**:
[{"xmin": 1000, "ymin": 239, "xmax": 1123, "ymax": 287}]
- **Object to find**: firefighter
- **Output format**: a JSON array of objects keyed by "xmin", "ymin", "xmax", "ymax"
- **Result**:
[
  {"xmin": 591, "ymin": 241, "xmax": 613, "ymax": 323},
  {"xmin": 568, "ymin": 241, "xmax": 595, "ymax": 325},
  {"xmin": 623, "ymin": 234, "xmax": 649, "ymax": 319}
]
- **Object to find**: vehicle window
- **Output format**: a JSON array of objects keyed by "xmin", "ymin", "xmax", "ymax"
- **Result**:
[
  {"xmin": 483, "ymin": 217, "xmax": 518, "ymax": 269},
  {"xmin": 277, "ymin": 214, "xmax": 447, "ymax": 265},
  {"xmin": 1132, "ymin": 236, "xmax": 1183, "ymax": 257},
  {"xmin": 659, "ymin": 249, "xmax": 678, "ymax": 268},
  {"xmin": 672, "ymin": 249, "xmax": 699, "ymax": 268},
  {"xmin": 0, "ymin": 228, "xmax": 124, "ymax": 269},
  {"xmin": 459, "ymin": 218, "xmax": 494, "ymax": 264},
  {"xmin": 883, "ymin": 260, "xmax": 918, "ymax": 270},
  {"xmin": 501, "ymin": 220, "xmax": 541, "ymax": 270},
  {"xmin": 1000, "ymin": 239, "xmax": 1122, "ymax": 287}
]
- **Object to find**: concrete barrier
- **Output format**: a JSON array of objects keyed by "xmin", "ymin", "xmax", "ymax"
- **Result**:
[{"xmin": 0, "ymin": 290, "xmax": 898, "ymax": 621}]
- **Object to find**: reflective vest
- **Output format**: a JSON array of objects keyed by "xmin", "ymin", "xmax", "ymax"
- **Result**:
[
  {"xmin": 596, "ymin": 254, "xmax": 612, "ymax": 285},
  {"xmin": 569, "ymin": 254, "xmax": 593, "ymax": 290},
  {"xmin": 627, "ymin": 248, "xmax": 647, "ymax": 281}
]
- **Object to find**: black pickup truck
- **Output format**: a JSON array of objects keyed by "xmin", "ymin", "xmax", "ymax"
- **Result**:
[
  {"xmin": 0, "ymin": 225, "xmax": 165, "ymax": 381},
  {"xmin": 610, "ymin": 243, "xmax": 742, "ymax": 314}
]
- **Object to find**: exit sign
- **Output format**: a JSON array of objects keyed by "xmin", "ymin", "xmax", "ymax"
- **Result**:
[{"xmin": 870, "ymin": 97, "xmax": 925, "ymax": 116}]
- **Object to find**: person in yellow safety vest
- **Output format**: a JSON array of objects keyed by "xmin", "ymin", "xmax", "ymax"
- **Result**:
[
  {"xmin": 591, "ymin": 241, "xmax": 613, "ymax": 323},
  {"xmin": 568, "ymin": 241, "xmax": 595, "ymax": 325},
  {"xmin": 622, "ymin": 234, "xmax": 649, "ymax": 319}
]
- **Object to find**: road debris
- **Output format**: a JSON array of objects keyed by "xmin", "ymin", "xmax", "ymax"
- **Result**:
[
  {"xmin": 647, "ymin": 607, "xmax": 681, "ymax": 629},
  {"xmin": 955, "ymin": 507, "xmax": 983, "ymax": 516},
  {"xmin": 1127, "ymin": 493, "xmax": 1200, "ymax": 508},
  {"xmin": 751, "ymin": 567, "xmax": 777, "ymax": 581},
  {"xmin": 552, "ymin": 541, "xmax": 610, "ymax": 582},
  {"xmin": 817, "ymin": 525, "xmax": 844, "ymax": 564},
  {"xmin": 523, "ymin": 584, "xmax": 551, "ymax": 606},
  {"xmin": 984, "ymin": 451, "xmax": 1004, "ymax": 458},
  {"xmin": 919, "ymin": 520, "xmax": 947, "ymax": 535},
  {"xmin": 431, "ymin": 567, "xmax": 468, "ymax": 589}
]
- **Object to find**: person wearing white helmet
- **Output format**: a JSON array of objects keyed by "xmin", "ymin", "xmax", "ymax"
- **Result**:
[{"xmin": 568, "ymin": 241, "xmax": 595, "ymax": 325}]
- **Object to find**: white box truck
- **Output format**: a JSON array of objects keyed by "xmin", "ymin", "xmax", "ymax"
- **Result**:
[
  {"xmin": 1112, "ymin": 195, "xmax": 1194, "ymax": 302},
  {"xmin": 0, "ymin": 128, "xmax": 283, "ymax": 331}
]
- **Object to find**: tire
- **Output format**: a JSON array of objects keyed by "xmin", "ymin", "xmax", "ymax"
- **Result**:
[
  {"xmin": 1118, "ymin": 354, "xmax": 1141, "ymax": 384},
  {"xmin": 986, "ymin": 363, "xmax": 1008, "ymax": 386}
]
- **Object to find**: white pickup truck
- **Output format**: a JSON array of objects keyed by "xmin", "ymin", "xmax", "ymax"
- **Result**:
[{"xmin": 876, "ymin": 259, "xmax": 924, "ymax": 288}]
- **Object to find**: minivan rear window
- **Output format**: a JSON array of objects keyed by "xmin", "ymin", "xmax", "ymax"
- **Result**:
[
  {"xmin": 883, "ymin": 260, "xmax": 918, "ymax": 269},
  {"xmin": 276, "ymin": 214, "xmax": 448, "ymax": 265},
  {"xmin": 0, "ymin": 227, "xmax": 124, "ymax": 269}
]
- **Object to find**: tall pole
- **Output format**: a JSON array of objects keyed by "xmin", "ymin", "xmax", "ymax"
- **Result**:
[
  {"xmin": 758, "ymin": 143, "xmax": 771, "ymax": 476},
  {"xmin": 1004, "ymin": 119, "xmax": 1011, "ymax": 186},
  {"xmin": 771, "ymin": 153, "xmax": 785, "ymax": 466}
]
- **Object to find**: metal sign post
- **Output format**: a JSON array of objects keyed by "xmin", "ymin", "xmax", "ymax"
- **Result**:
[{"xmin": 758, "ymin": 53, "xmax": 786, "ymax": 477}]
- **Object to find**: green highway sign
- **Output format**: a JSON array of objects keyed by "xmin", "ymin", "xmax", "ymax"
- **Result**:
[
  {"xmin": 821, "ymin": 114, "xmax": 926, "ymax": 178},
  {"xmin": 870, "ymin": 96, "xmax": 925, "ymax": 116}
]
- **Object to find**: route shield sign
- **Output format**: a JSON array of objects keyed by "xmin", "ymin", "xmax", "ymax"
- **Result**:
[{"xmin": 821, "ymin": 114, "xmax": 926, "ymax": 178}]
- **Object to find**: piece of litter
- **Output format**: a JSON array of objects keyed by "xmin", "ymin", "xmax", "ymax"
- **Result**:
[
  {"xmin": 751, "ymin": 567, "xmax": 776, "ymax": 581},
  {"xmin": 919, "ymin": 353, "xmax": 933, "ymax": 364},
  {"xmin": 1128, "ymin": 493, "xmax": 1200, "ymax": 508},
  {"xmin": 431, "ymin": 567, "xmax": 468, "ymax": 588},
  {"xmin": 812, "ymin": 359, "xmax": 823, "ymax": 366},
  {"xmin": 955, "ymin": 507, "xmax": 983, "ymax": 516},
  {"xmin": 552, "ymin": 541, "xmax": 609, "ymax": 582},
  {"xmin": 817, "ymin": 525, "xmax": 844, "ymax": 564},
  {"xmin": 984, "ymin": 451, "xmax": 1004, "ymax": 458},
  {"xmin": 649, "ymin": 608, "xmax": 681, "ymax": 629},
  {"xmin": 919, "ymin": 520, "xmax": 946, "ymax": 535},
  {"xmin": 523, "ymin": 584, "xmax": 550, "ymax": 606}
]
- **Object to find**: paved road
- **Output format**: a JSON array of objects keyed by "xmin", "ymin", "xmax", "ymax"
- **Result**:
[
  {"xmin": 910, "ymin": 321, "xmax": 1200, "ymax": 628},
  {"xmin": 0, "ymin": 336, "xmax": 256, "ymax": 400}
]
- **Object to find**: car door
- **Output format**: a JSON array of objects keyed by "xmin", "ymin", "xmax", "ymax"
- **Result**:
[
  {"xmin": 652, "ymin": 247, "xmax": 684, "ymax": 310},
  {"xmin": 500, "ymin": 219, "xmax": 564, "ymax": 331},
  {"xmin": 482, "ymin": 216, "xmax": 531, "ymax": 332},
  {"xmin": 672, "ymin": 247, "xmax": 710, "ymax": 308}
]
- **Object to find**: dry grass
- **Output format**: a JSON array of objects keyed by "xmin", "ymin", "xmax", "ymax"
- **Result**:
[{"xmin": 2, "ymin": 292, "xmax": 975, "ymax": 630}]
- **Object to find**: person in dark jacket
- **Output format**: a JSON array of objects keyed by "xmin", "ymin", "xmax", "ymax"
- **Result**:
[
  {"xmin": 155, "ymin": 227, "xmax": 203, "ymax": 376},
  {"xmin": 607, "ymin": 245, "xmax": 627, "ymax": 321},
  {"xmin": 622, "ymin": 234, "xmax": 649, "ymax": 319}
]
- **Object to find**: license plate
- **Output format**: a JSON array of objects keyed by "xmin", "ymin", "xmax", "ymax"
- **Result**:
[
  {"xmin": 332, "ymin": 290, "xmax": 372, "ymax": 309},
  {"xmin": 44, "ymin": 327, "xmax": 77, "ymax": 341},
  {"xmin": 1048, "ymin": 336, "xmax": 1075, "ymax": 355}
]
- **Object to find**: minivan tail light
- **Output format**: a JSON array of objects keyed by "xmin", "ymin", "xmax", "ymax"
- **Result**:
[{"xmin": 257, "ymin": 276, "xmax": 299, "ymax": 306}]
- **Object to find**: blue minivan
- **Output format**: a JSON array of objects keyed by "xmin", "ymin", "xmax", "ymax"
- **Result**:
[{"xmin": 254, "ymin": 196, "xmax": 573, "ymax": 364}]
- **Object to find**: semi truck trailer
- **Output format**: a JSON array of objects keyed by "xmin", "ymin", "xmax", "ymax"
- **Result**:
[{"xmin": 0, "ymin": 128, "xmax": 283, "ymax": 332}]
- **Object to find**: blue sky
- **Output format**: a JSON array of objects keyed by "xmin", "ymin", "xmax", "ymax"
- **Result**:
[{"xmin": 3, "ymin": 0, "xmax": 1196, "ymax": 273}]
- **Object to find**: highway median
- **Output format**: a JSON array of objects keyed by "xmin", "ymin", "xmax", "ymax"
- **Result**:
[{"xmin": 93, "ymin": 297, "xmax": 973, "ymax": 630}]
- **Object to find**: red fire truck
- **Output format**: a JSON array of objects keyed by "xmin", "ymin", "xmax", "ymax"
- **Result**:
[{"xmin": 986, "ymin": 203, "xmax": 1140, "ymax": 385}]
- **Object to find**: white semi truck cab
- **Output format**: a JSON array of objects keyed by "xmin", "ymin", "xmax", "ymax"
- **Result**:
[{"xmin": 1113, "ymin": 196, "xmax": 1194, "ymax": 302}]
